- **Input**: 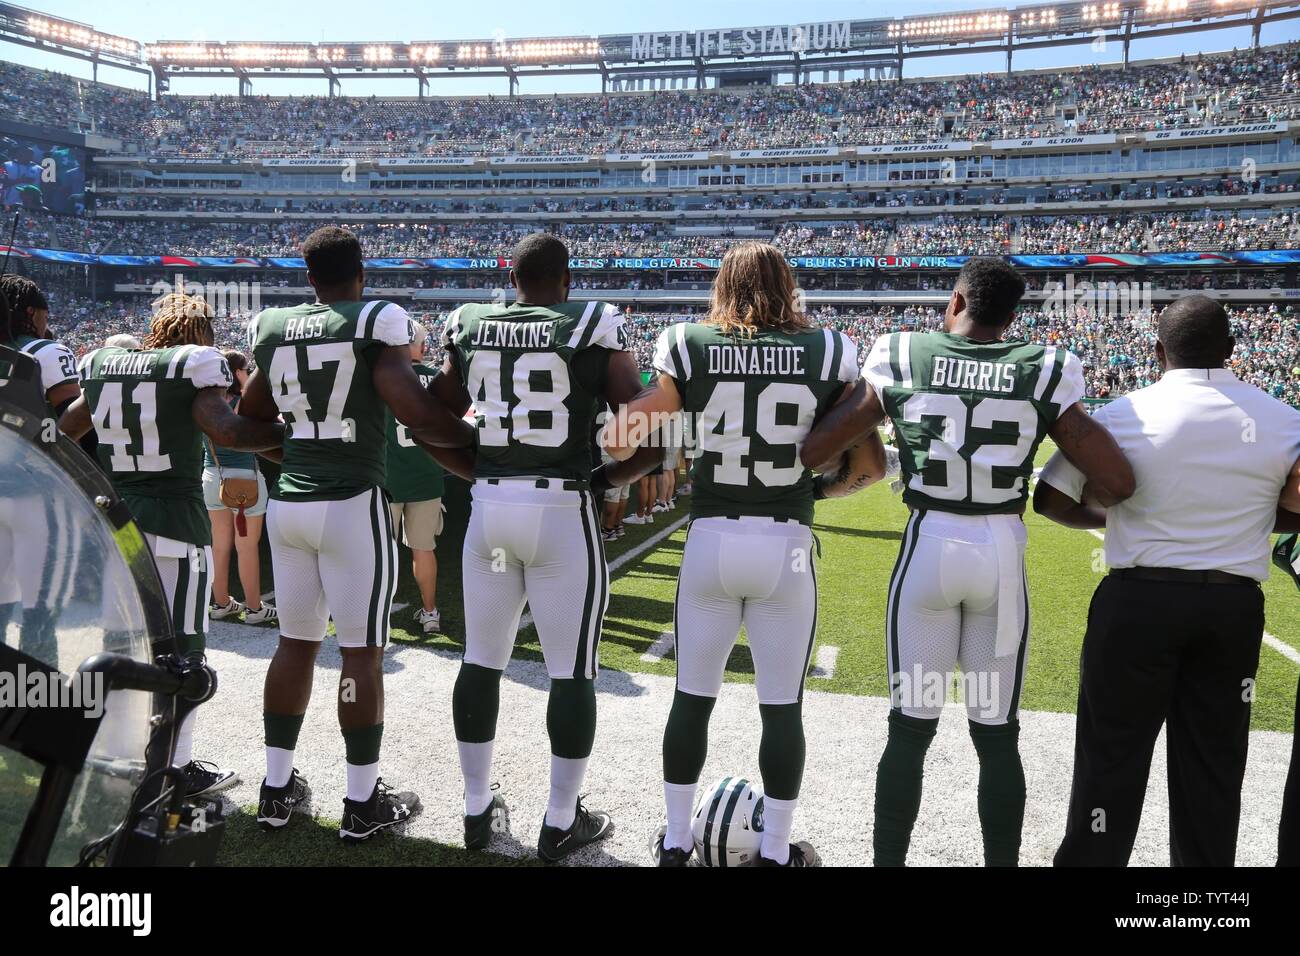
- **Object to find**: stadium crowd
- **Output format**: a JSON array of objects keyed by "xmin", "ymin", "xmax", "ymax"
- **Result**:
[{"xmin": 4, "ymin": 44, "xmax": 1299, "ymax": 158}]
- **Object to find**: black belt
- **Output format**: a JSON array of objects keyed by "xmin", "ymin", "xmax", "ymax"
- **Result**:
[
  {"xmin": 1109, "ymin": 567, "xmax": 1258, "ymax": 587},
  {"xmin": 483, "ymin": 477, "xmax": 584, "ymax": 491}
]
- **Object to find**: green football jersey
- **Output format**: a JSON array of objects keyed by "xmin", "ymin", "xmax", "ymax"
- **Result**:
[
  {"xmin": 653, "ymin": 322, "xmax": 859, "ymax": 526},
  {"xmin": 862, "ymin": 330, "xmax": 1085, "ymax": 516},
  {"xmin": 79, "ymin": 344, "xmax": 234, "ymax": 544},
  {"xmin": 250, "ymin": 299, "xmax": 412, "ymax": 501},
  {"xmin": 385, "ymin": 362, "xmax": 445, "ymax": 503},
  {"xmin": 442, "ymin": 300, "xmax": 628, "ymax": 483}
]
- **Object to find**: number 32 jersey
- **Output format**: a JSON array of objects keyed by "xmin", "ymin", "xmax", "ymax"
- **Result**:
[
  {"xmin": 862, "ymin": 331, "xmax": 1085, "ymax": 516},
  {"xmin": 250, "ymin": 299, "xmax": 412, "ymax": 501},
  {"xmin": 654, "ymin": 322, "xmax": 859, "ymax": 526},
  {"xmin": 442, "ymin": 300, "xmax": 627, "ymax": 482},
  {"xmin": 79, "ymin": 344, "xmax": 234, "ymax": 544}
]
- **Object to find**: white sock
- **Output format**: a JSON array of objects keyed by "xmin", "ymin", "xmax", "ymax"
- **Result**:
[
  {"xmin": 663, "ymin": 781, "xmax": 697, "ymax": 852},
  {"xmin": 458, "ymin": 740, "xmax": 494, "ymax": 816},
  {"xmin": 346, "ymin": 761, "xmax": 379, "ymax": 802},
  {"xmin": 171, "ymin": 711, "xmax": 196, "ymax": 767},
  {"xmin": 760, "ymin": 796, "xmax": 798, "ymax": 864},
  {"xmin": 544, "ymin": 754, "xmax": 589, "ymax": 830},
  {"xmin": 265, "ymin": 746, "xmax": 294, "ymax": 789}
]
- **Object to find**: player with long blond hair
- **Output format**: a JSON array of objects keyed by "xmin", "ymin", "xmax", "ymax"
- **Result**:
[{"xmin": 605, "ymin": 241, "xmax": 887, "ymax": 867}]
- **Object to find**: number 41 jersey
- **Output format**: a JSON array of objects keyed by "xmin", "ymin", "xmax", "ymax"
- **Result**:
[
  {"xmin": 79, "ymin": 344, "xmax": 234, "ymax": 544},
  {"xmin": 862, "ymin": 331, "xmax": 1085, "ymax": 515},
  {"xmin": 442, "ymin": 300, "xmax": 628, "ymax": 482},
  {"xmin": 250, "ymin": 300, "xmax": 412, "ymax": 501}
]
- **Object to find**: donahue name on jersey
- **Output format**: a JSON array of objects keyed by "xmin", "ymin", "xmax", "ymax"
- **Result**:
[
  {"xmin": 654, "ymin": 322, "xmax": 859, "ymax": 526},
  {"xmin": 442, "ymin": 300, "xmax": 628, "ymax": 483},
  {"xmin": 862, "ymin": 330, "xmax": 1086, "ymax": 516},
  {"xmin": 79, "ymin": 344, "xmax": 234, "ymax": 545},
  {"xmin": 250, "ymin": 299, "xmax": 411, "ymax": 501}
]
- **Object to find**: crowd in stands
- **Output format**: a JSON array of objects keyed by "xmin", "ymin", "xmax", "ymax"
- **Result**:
[{"xmin": 4, "ymin": 45, "xmax": 1298, "ymax": 159}]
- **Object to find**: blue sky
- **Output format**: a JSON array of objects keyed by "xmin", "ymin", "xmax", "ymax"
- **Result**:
[{"xmin": 5, "ymin": 0, "xmax": 1298, "ymax": 95}]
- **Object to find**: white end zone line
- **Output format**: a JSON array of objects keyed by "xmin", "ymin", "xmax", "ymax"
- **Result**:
[
  {"xmin": 517, "ymin": 514, "xmax": 691, "ymax": 633},
  {"xmin": 640, "ymin": 630, "xmax": 675, "ymax": 662},
  {"xmin": 1083, "ymin": 528, "xmax": 1300, "ymax": 666},
  {"xmin": 809, "ymin": 644, "xmax": 839, "ymax": 679}
]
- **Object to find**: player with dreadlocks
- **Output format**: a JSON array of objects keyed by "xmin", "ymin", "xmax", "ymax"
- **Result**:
[
  {"xmin": 60, "ymin": 291, "xmax": 287, "ymax": 797},
  {"xmin": 0, "ymin": 274, "xmax": 80, "ymax": 414}
]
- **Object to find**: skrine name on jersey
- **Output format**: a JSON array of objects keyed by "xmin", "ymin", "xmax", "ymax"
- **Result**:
[
  {"xmin": 931, "ymin": 356, "xmax": 1017, "ymax": 393},
  {"xmin": 706, "ymin": 344, "xmax": 806, "ymax": 376},
  {"xmin": 98, "ymin": 353, "xmax": 158, "ymax": 377},
  {"xmin": 470, "ymin": 320, "xmax": 555, "ymax": 349}
]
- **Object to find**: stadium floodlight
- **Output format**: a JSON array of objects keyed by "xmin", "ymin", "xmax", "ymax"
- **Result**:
[
  {"xmin": 25, "ymin": 15, "xmax": 140, "ymax": 59},
  {"xmin": 362, "ymin": 45, "xmax": 393, "ymax": 63},
  {"xmin": 1081, "ymin": 2, "xmax": 1124, "ymax": 22},
  {"xmin": 1016, "ymin": 7, "xmax": 1060, "ymax": 32},
  {"xmin": 886, "ymin": 12, "xmax": 1012, "ymax": 41},
  {"xmin": 1144, "ymin": 0, "xmax": 1191, "ymax": 17},
  {"xmin": 407, "ymin": 45, "xmax": 442, "ymax": 64}
]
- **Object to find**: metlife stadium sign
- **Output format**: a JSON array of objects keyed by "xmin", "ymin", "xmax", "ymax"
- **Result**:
[{"xmin": 629, "ymin": 22, "xmax": 852, "ymax": 60}]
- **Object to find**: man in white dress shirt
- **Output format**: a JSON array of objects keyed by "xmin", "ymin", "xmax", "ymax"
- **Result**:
[{"xmin": 1036, "ymin": 294, "xmax": 1300, "ymax": 866}]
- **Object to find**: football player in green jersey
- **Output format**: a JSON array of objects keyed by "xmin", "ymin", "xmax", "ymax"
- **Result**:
[
  {"xmin": 801, "ymin": 257, "xmax": 1134, "ymax": 866},
  {"xmin": 433, "ymin": 233, "xmax": 661, "ymax": 862},
  {"xmin": 384, "ymin": 320, "xmax": 446, "ymax": 635},
  {"xmin": 0, "ymin": 275, "xmax": 83, "ymax": 659},
  {"xmin": 237, "ymin": 227, "xmax": 474, "ymax": 840},
  {"xmin": 59, "ymin": 292, "xmax": 286, "ymax": 798},
  {"xmin": 604, "ymin": 242, "xmax": 888, "ymax": 867}
]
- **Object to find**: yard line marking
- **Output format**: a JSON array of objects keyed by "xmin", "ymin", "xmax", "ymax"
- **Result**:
[
  {"xmin": 809, "ymin": 644, "xmax": 839, "ymax": 679},
  {"xmin": 1083, "ymin": 528, "xmax": 1298, "ymax": 666},
  {"xmin": 517, "ymin": 514, "xmax": 691, "ymax": 633},
  {"xmin": 640, "ymin": 631, "xmax": 675, "ymax": 662}
]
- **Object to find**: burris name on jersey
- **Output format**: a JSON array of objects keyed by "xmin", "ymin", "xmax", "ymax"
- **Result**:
[{"xmin": 931, "ymin": 356, "xmax": 1017, "ymax": 393}]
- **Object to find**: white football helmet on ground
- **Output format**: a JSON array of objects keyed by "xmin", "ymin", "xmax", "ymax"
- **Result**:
[{"xmin": 692, "ymin": 777, "xmax": 765, "ymax": 867}]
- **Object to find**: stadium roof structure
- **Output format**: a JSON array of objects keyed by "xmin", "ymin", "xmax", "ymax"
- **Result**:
[{"xmin": 3, "ymin": 0, "xmax": 1300, "ymax": 95}]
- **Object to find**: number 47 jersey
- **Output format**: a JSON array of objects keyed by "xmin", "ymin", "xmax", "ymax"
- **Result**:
[{"xmin": 862, "ymin": 330, "xmax": 1085, "ymax": 515}]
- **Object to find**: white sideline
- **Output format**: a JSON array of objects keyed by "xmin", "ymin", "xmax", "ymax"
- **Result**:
[
  {"xmin": 809, "ymin": 644, "xmax": 839, "ymax": 679},
  {"xmin": 640, "ymin": 630, "xmax": 674, "ymax": 662}
]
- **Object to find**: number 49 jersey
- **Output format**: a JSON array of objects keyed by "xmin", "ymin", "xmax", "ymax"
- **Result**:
[
  {"xmin": 654, "ymin": 322, "xmax": 859, "ymax": 526},
  {"xmin": 250, "ymin": 299, "xmax": 411, "ymax": 501},
  {"xmin": 442, "ymin": 300, "xmax": 628, "ymax": 482},
  {"xmin": 862, "ymin": 331, "xmax": 1085, "ymax": 515},
  {"xmin": 79, "ymin": 344, "xmax": 234, "ymax": 544}
]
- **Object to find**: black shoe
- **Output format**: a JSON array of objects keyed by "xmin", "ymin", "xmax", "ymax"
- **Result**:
[
  {"xmin": 465, "ymin": 792, "xmax": 510, "ymax": 850},
  {"xmin": 537, "ymin": 797, "xmax": 613, "ymax": 863},
  {"xmin": 180, "ymin": 760, "xmax": 239, "ymax": 798},
  {"xmin": 257, "ymin": 769, "xmax": 310, "ymax": 831},
  {"xmin": 339, "ymin": 779, "xmax": 422, "ymax": 841},
  {"xmin": 755, "ymin": 841, "xmax": 821, "ymax": 867},
  {"xmin": 650, "ymin": 826, "xmax": 693, "ymax": 867}
]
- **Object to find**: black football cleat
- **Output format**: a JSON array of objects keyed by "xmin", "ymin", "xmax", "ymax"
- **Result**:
[
  {"xmin": 180, "ymin": 760, "xmax": 239, "ymax": 798},
  {"xmin": 755, "ymin": 841, "xmax": 822, "ymax": 867},
  {"xmin": 465, "ymin": 792, "xmax": 510, "ymax": 850},
  {"xmin": 339, "ymin": 779, "xmax": 422, "ymax": 841},
  {"xmin": 650, "ymin": 826, "xmax": 693, "ymax": 867},
  {"xmin": 257, "ymin": 769, "xmax": 310, "ymax": 831},
  {"xmin": 537, "ymin": 797, "xmax": 613, "ymax": 863}
]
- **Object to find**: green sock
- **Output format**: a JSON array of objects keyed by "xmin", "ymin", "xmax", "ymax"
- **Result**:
[
  {"xmin": 547, "ymin": 678, "xmax": 597, "ymax": 759},
  {"xmin": 969, "ymin": 719, "xmax": 1026, "ymax": 867},
  {"xmin": 264, "ymin": 711, "xmax": 305, "ymax": 750},
  {"xmin": 341, "ymin": 723, "xmax": 384, "ymax": 766},
  {"xmin": 758, "ymin": 702, "xmax": 805, "ymax": 801},
  {"xmin": 873, "ymin": 710, "xmax": 938, "ymax": 866},
  {"xmin": 662, "ymin": 690, "xmax": 716, "ymax": 784},
  {"xmin": 453, "ymin": 662, "xmax": 502, "ymax": 743}
]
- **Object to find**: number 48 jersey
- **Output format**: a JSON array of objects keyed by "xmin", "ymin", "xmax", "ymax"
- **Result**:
[
  {"xmin": 442, "ymin": 300, "xmax": 628, "ymax": 482},
  {"xmin": 862, "ymin": 331, "xmax": 1085, "ymax": 515},
  {"xmin": 250, "ymin": 299, "xmax": 412, "ymax": 501}
]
